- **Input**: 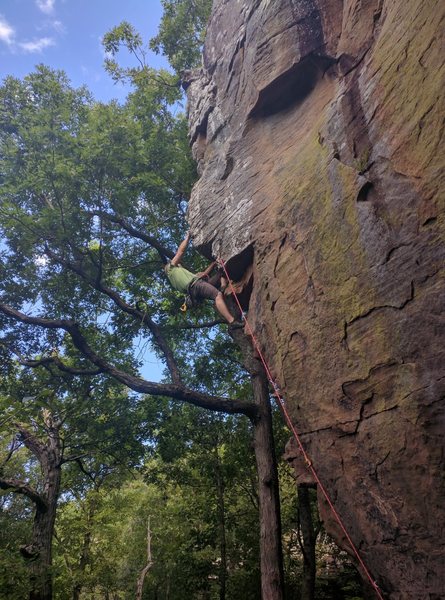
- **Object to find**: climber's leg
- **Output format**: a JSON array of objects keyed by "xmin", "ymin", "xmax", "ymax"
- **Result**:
[
  {"xmin": 214, "ymin": 291, "xmax": 236, "ymax": 323},
  {"xmin": 191, "ymin": 280, "xmax": 235, "ymax": 323}
]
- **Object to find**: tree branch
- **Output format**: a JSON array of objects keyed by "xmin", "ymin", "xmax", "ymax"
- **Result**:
[
  {"xmin": 13, "ymin": 422, "xmax": 47, "ymax": 460},
  {"xmin": 86, "ymin": 211, "xmax": 175, "ymax": 262},
  {"xmin": 44, "ymin": 246, "xmax": 183, "ymax": 385},
  {"xmin": 8, "ymin": 346, "xmax": 103, "ymax": 376},
  {"xmin": 0, "ymin": 478, "xmax": 48, "ymax": 511},
  {"xmin": 0, "ymin": 302, "xmax": 257, "ymax": 418},
  {"xmin": 60, "ymin": 453, "xmax": 88, "ymax": 464},
  {"xmin": 74, "ymin": 458, "xmax": 96, "ymax": 483},
  {"xmin": 171, "ymin": 319, "xmax": 225, "ymax": 330},
  {"xmin": 1, "ymin": 436, "xmax": 20, "ymax": 468}
]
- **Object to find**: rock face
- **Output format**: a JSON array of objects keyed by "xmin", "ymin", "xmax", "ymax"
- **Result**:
[{"xmin": 185, "ymin": 0, "xmax": 445, "ymax": 597}]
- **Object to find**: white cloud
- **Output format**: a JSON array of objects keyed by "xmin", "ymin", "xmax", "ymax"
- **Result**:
[
  {"xmin": 0, "ymin": 13, "xmax": 59, "ymax": 54},
  {"xmin": 51, "ymin": 19, "xmax": 65, "ymax": 33},
  {"xmin": 19, "ymin": 36, "xmax": 55, "ymax": 53},
  {"xmin": 0, "ymin": 15, "xmax": 15, "ymax": 45},
  {"xmin": 36, "ymin": 0, "xmax": 55, "ymax": 14},
  {"xmin": 36, "ymin": 18, "xmax": 65, "ymax": 34}
]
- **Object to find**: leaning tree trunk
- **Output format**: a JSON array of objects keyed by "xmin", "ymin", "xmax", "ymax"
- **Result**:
[{"xmin": 230, "ymin": 326, "xmax": 285, "ymax": 600}]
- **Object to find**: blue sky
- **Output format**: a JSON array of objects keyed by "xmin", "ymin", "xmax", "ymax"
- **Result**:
[
  {"xmin": 1, "ymin": 0, "xmax": 172, "ymax": 381},
  {"xmin": 0, "ymin": 0, "xmax": 168, "ymax": 102}
]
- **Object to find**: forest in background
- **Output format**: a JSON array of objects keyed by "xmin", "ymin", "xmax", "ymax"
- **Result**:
[{"xmin": 0, "ymin": 1, "xmax": 363, "ymax": 598}]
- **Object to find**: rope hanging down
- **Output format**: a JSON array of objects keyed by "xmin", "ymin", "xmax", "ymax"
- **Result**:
[{"xmin": 218, "ymin": 257, "xmax": 385, "ymax": 600}]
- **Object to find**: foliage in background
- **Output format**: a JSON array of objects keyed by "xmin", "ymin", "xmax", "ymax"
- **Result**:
[{"xmin": 150, "ymin": 0, "xmax": 213, "ymax": 74}]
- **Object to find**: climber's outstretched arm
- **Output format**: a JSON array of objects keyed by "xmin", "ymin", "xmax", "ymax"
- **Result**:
[
  {"xmin": 196, "ymin": 261, "xmax": 217, "ymax": 279},
  {"xmin": 171, "ymin": 231, "xmax": 191, "ymax": 266}
]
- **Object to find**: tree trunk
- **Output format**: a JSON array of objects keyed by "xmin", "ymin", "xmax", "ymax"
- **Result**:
[
  {"xmin": 230, "ymin": 325, "xmax": 285, "ymax": 600},
  {"xmin": 136, "ymin": 517, "xmax": 153, "ymax": 600},
  {"xmin": 28, "ymin": 488, "xmax": 59, "ymax": 600},
  {"xmin": 214, "ymin": 450, "xmax": 227, "ymax": 600},
  {"xmin": 252, "ymin": 368, "xmax": 285, "ymax": 600},
  {"xmin": 72, "ymin": 497, "xmax": 95, "ymax": 600},
  {"xmin": 298, "ymin": 485, "xmax": 317, "ymax": 600},
  {"xmin": 18, "ymin": 412, "xmax": 62, "ymax": 600}
]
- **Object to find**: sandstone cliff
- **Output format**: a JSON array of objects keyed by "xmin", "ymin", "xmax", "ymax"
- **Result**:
[{"xmin": 185, "ymin": 0, "xmax": 445, "ymax": 597}]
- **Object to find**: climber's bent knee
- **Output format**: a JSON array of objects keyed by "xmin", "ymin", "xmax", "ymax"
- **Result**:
[{"xmin": 191, "ymin": 279, "xmax": 219, "ymax": 301}]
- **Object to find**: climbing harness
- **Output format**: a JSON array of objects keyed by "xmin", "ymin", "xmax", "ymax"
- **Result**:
[
  {"xmin": 180, "ymin": 294, "xmax": 194, "ymax": 312},
  {"xmin": 180, "ymin": 273, "xmax": 216, "ymax": 314},
  {"xmin": 218, "ymin": 257, "xmax": 385, "ymax": 600},
  {"xmin": 180, "ymin": 288, "xmax": 201, "ymax": 313}
]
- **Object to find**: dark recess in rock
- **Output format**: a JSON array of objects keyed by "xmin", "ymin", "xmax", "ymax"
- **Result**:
[
  {"xmin": 224, "ymin": 244, "xmax": 253, "ymax": 282},
  {"xmin": 356, "ymin": 180, "xmax": 374, "ymax": 202},
  {"xmin": 249, "ymin": 55, "xmax": 335, "ymax": 118}
]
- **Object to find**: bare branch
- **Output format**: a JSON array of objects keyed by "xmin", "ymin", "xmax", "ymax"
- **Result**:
[
  {"xmin": 7, "ymin": 346, "xmax": 103, "ymax": 376},
  {"xmin": 44, "ymin": 246, "xmax": 182, "ymax": 385},
  {"xmin": 0, "ymin": 302, "xmax": 257, "ymax": 418},
  {"xmin": 0, "ymin": 478, "xmax": 48, "ymax": 511},
  {"xmin": 238, "ymin": 480, "xmax": 259, "ymax": 511},
  {"xmin": 60, "ymin": 453, "xmax": 89, "ymax": 465},
  {"xmin": 171, "ymin": 319, "xmax": 225, "ymax": 330},
  {"xmin": 1, "ymin": 436, "xmax": 21, "ymax": 468},
  {"xmin": 86, "ymin": 211, "xmax": 175, "ymax": 262},
  {"xmin": 74, "ymin": 458, "xmax": 96, "ymax": 483}
]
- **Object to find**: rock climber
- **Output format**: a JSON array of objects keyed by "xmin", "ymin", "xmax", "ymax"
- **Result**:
[{"xmin": 164, "ymin": 231, "xmax": 240, "ymax": 326}]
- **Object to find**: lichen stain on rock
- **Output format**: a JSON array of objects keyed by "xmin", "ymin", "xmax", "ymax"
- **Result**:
[{"xmin": 185, "ymin": 0, "xmax": 445, "ymax": 596}]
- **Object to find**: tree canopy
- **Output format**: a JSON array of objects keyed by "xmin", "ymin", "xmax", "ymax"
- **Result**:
[{"xmin": 0, "ymin": 64, "xmax": 255, "ymax": 417}]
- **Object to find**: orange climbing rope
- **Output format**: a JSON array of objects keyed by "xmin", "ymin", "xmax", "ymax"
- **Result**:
[{"xmin": 218, "ymin": 257, "xmax": 385, "ymax": 600}]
